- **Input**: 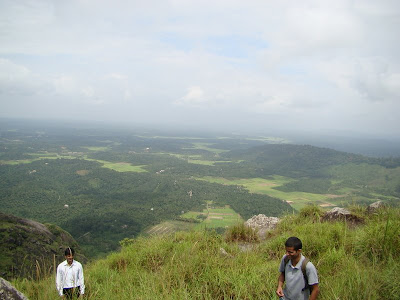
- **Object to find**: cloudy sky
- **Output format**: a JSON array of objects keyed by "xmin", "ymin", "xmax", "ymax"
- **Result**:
[{"xmin": 1, "ymin": 0, "xmax": 399, "ymax": 136}]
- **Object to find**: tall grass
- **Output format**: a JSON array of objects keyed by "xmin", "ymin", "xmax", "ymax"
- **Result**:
[{"xmin": 13, "ymin": 206, "xmax": 400, "ymax": 300}]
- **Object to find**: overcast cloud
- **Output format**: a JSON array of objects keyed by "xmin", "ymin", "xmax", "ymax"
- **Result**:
[{"xmin": 1, "ymin": 0, "xmax": 399, "ymax": 136}]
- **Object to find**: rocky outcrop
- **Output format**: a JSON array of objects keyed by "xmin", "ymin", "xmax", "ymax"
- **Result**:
[
  {"xmin": 321, "ymin": 207, "xmax": 363, "ymax": 224},
  {"xmin": 245, "ymin": 214, "xmax": 280, "ymax": 240},
  {"xmin": 367, "ymin": 201, "xmax": 386, "ymax": 214},
  {"xmin": 0, "ymin": 212, "xmax": 86, "ymax": 280},
  {"xmin": 0, "ymin": 277, "xmax": 28, "ymax": 300}
]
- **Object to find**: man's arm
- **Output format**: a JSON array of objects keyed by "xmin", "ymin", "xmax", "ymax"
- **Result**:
[
  {"xmin": 276, "ymin": 272, "xmax": 285, "ymax": 298},
  {"xmin": 77, "ymin": 264, "xmax": 85, "ymax": 295},
  {"xmin": 305, "ymin": 261, "xmax": 319, "ymax": 300},
  {"xmin": 309, "ymin": 283, "xmax": 319, "ymax": 300},
  {"xmin": 56, "ymin": 265, "xmax": 64, "ymax": 297}
]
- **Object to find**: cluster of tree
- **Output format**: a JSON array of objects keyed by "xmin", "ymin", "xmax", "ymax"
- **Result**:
[
  {"xmin": 0, "ymin": 157, "xmax": 290, "ymax": 257},
  {"xmin": 1, "ymin": 123, "xmax": 399, "ymax": 257}
]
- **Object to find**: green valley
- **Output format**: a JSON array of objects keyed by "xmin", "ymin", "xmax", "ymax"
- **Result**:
[{"xmin": 1, "ymin": 120, "xmax": 399, "ymax": 259}]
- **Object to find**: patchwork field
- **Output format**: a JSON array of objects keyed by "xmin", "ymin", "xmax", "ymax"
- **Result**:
[
  {"xmin": 166, "ymin": 153, "xmax": 232, "ymax": 166},
  {"xmin": 146, "ymin": 205, "xmax": 243, "ymax": 236},
  {"xmin": 186, "ymin": 142, "xmax": 230, "ymax": 154},
  {"xmin": 82, "ymin": 146, "xmax": 110, "ymax": 152},
  {"xmin": 195, "ymin": 176, "xmax": 340, "ymax": 210},
  {"xmin": 182, "ymin": 205, "xmax": 242, "ymax": 229},
  {"xmin": 96, "ymin": 160, "xmax": 147, "ymax": 172},
  {"xmin": 0, "ymin": 154, "xmax": 148, "ymax": 173},
  {"xmin": 145, "ymin": 220, "xmax": 197, "ymax": 236}
]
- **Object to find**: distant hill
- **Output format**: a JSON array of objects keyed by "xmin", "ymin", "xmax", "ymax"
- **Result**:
[
  {"xmin": 222, "ymin": 143, "xmax": 400, "ymax": 177},
  {"xmin": 223, "ymin": 144, "xmax": 367, "ymax": 177},
  {"xmin": 0, "ymin": 212, "xmax": 86, "ymax": 280}
]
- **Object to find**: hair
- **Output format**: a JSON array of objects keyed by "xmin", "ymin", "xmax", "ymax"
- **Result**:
[
  {"xmin": 65, "ymin": 247, "xmax": 75, "ymax": 256},
  {"xmin": 285, "ymin": 237, "xmax": 302, "ymax": 250}
]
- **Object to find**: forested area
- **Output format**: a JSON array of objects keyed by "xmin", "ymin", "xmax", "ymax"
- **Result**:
[
  {"xmin": 0, "ymin": 156, "xmax": 291, "ymax": 257},
  {"xmin": 1, "ymin": 121, "xmax": 399, "ymax": 257}
]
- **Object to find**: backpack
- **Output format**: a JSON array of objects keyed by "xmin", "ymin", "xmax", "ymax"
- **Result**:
[{"xmin": 283, "ymin": 255, "xmax": 310, "ymax": 292}]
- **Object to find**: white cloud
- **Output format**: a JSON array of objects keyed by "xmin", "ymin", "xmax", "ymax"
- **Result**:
[
  {"xmin": 0, "ymin": 0, "xmax": 399, "ymax": 136},
  {"xmin": 107, "ymin": 73, "xmax": 127, "ymax": 80},
  {"xmin": 53, "ymin": 75, "xmax": 78, "ymax": 95},
  {"xmin": 175, "ymin": 86, "xmax": 206, "ymax": 106},
  {"xmin": 82, "ymin": 86, "xmax": 95, "ymax": 98}
]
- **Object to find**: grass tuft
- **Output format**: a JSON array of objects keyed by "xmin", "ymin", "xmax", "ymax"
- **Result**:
[{"xmin": 224, "ymin": 222, "xmax": 259, "ymax": 243}]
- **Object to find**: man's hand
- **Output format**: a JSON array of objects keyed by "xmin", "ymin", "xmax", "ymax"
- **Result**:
[
  {"xmin": 277, "ymin": 272, "xmax": 285, "ymax": 298},
  {"xmin": 276, "ymin": 286, "xmax": 284, "ymax": 298}
]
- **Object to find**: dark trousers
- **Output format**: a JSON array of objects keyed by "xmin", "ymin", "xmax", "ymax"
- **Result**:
[{"xmin": 63, "ymin": 286, "xmax": 80, "ymax": 299}]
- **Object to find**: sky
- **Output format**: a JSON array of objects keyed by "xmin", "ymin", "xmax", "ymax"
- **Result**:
[{"xmin": 1, "ymin": 0, "xmax": 399, "ymax": 137}]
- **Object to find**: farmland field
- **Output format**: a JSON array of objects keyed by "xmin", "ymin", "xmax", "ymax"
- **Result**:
[
  {"xmin": 1, "ymin": 155, "xmax": 148, "ymax": 173},
  {"xmin": 145, "ymin": 220, "xmax": 197, "ymax": 236},
  {"xmin": 186, "ymin": 142, "xmax": 230, "ymax": 154},
  {"xmin": 182, "ymin": 205, "xmax": 243, "ymax": 229},
  {"xmin": 165, "ymin": 153, "xmax": 232, "ymax": 166},
  {"xmin": 195, "ymin": 176, "xmax": 339, "ymax": 210},
  {"xmin": 96, "ymin": 161, "xmax": 147, "ymax": 172},
  {"xmin": 146, "ymin": 205, "xmax": 243, "ymax": 236}
]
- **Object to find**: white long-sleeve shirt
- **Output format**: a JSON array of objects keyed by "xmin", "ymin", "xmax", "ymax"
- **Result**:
[{"xmin": 56, "ymin": 260, "xmax": 85, "ymax": 296}]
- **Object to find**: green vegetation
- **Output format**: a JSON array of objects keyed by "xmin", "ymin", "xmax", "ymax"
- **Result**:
[
  {"xmin": 82, "ymin": 146, "xmax": 110, "ymax": 152},
  {"xmin": 85, "ymin": 158, "xmax": 148, "ymax": 172},
  {"xmin": 147, "ymin": 205, "xmax": 244, "ymax": 235},
  {"xmin": 225, "ymin": 222, "xmax": 259, "ymax": 243},
  {"xmin": 13, "ymin": 206, "xmax": 400, "ymax": 299},
  {"xmin": 0, "ymin": 212, "xmax": 86, "ymax": 280},
  {"xmin": 199, "ymin": 205, "xmax": 243, "ymax": 229},
  {"xmin": 185, "ymin": 142, "xmax": 230, "ymax": 154},
  {"xmin": 0, "ymin": 157, "xmax": 290, "ymax": 258},
  {"xmin": 195, "ymin": 176, "xmax": 337, "ymax": 210},
  {"xmin": 1, "ymin": 121, "xmax": 399, "ymax": 259}
]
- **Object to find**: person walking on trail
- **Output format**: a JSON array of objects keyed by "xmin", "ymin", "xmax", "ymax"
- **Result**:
[
  {"xmin": 276, "ymin": 237, "xmax": 319, "ymax": 300},
  {"xmin": 56, "ymin": 247, "xmax": 85, "ymax": 299}
]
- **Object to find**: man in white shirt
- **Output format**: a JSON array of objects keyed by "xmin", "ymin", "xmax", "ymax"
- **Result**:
[
  {"xmin": 56, "ymin": 247, "xmax": 85, "ymax": 299},
  {"xmin": 276, "ymin": 237, "xmax": 319, "ymax": 300}
]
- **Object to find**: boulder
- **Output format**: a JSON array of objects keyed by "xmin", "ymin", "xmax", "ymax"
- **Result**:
[
  {"xmin": 0, "ymin": 212, "xmax": 86, "ymax": 280},
  {"xmin": 367, "ymin": 201, "xmax": 386, "ymax": 213},
  {"xmin": 0, "ymin": 277, "xmax": 28, "ymax": 300},
  {"xmin": 322, "ymin": 207, "xmax": 363, "ymax": 224},
  {"xmin": 245, "ymin": 214, "xmax": 280, "ymax": 240}
]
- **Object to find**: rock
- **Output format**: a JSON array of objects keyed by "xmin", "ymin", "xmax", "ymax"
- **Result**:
[
  {"xmin": 0, "ymin": 212, "xmax": 86, "ymax": 280},
  {"xmin": 322, "ymin": 207, "xmax": 363, "ymax": 224},
  {"xmin": 245, "ymin": 214, "xmax": 280, "ymax": 240},
  {"xmin": 237, "ymin": 243, "xmax": 255, "ymax": 252},
  {"xmin": 0, "ymin": 277, "xmax": 28, "ymax": 300},
  {"xmin": 367, "ymin": 201, "xmax": 386, "ymax": 213},
  {"xmin": 219, "ymin": 247, "xmax": 233, "ymax": 258}
]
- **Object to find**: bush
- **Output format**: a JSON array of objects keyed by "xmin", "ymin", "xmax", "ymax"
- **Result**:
[
  {"xmin": 224, "ymin": 222, "xmax": 259, "ymax": 243},
  {"xmin": 299, "ymin": 205, "xmax": 323, "ymax": 222}
]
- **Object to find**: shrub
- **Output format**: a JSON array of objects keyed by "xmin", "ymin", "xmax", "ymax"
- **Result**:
[
  {"xmin": 224, "ymin": 222, "xmax": 259, "ymax": 243},
  {"xmin": 299, "ymin": 205, "xmax": 323, "ymax": 222}
]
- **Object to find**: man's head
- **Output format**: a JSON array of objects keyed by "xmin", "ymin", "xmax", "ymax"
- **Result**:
[
  {"xmin": 285, "ymin": 237, "xmax": 302, "ymax": 250},
  {"xmin": 64, "ymin": 247, "xmax": 75, "ymax": 265},
  {"xmin": 285, "ymin": 237, "xmax": 302, "ymax": 261}
]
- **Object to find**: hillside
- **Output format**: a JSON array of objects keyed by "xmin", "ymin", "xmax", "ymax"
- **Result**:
[
  {"xmin": 221, "ymin": 143, "xmax": 400, "ymax": 178},
  {"xmin": 13, "ymin": 205, "xmax": 400, "ymax": 300},
  {"xmin": 0, "ymin": 212, "xmax": 86, "ymax": 280}
]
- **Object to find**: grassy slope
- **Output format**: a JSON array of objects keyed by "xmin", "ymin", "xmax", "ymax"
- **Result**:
[{"xmin": 14, "ymin": 206, "xmax": 400, "ymax": 300}]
